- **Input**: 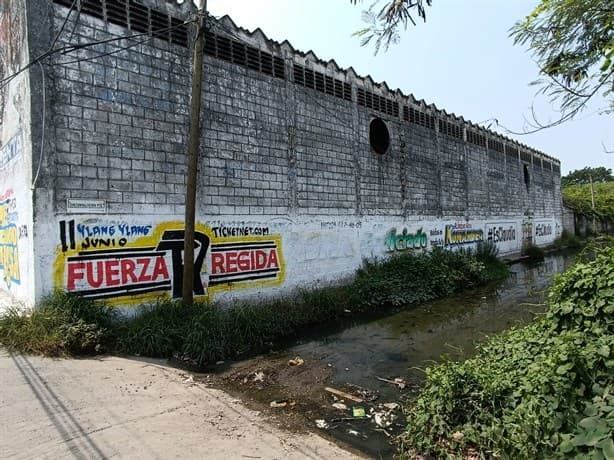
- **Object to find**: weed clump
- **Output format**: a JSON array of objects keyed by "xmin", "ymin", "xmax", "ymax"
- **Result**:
[
  {"xmin": 523, "ymin": 244, "xmax": 546, "ymax": 261},
  {"xmin": 401, "ymin": 246, "xmax": 614, "ymax": 459},
  {"xmin": 0, "ymin": 291, "xmax": 117, "ymax": 356}
]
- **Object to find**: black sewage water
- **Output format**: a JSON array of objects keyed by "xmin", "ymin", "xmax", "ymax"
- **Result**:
[{"xmin": 286, "ymin": 252, "xmax": 577, "ymax": 458}]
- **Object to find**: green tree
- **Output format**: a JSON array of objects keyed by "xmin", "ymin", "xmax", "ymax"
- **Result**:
[
  {"xmin": 351, "ymin": 0, "xmax": 432, "ymax": 53},
  {"xmin": 561, "ymin": 166, "xmax": 614, "ymax": 186},
  {"xmin": 510, "ymin": 0, "xmax": 614, "ymax": 126},
  {"xmin": 353, "ymin": 0, "xmax": 613, "ymax": 125}
]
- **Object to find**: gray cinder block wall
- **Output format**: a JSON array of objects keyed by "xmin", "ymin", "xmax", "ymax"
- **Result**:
[{"xmin": 1, "ymin": 0, "xmax": 563, "ymax": 308}]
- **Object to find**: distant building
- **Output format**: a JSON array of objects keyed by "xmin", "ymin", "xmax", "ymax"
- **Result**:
[{"xmin": 1, "ymin": 0, "xmax": 562, "ymax": 308}]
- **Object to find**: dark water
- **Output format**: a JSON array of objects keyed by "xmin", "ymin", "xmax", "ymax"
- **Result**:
[{"xmin": 286, "ymin": 252, "xmax": 577, "ymax": 458}]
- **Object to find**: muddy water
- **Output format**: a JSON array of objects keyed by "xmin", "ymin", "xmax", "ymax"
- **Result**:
[{"xmin": 284, "ymin": 252, "xmax": 577, "ymax": 458}]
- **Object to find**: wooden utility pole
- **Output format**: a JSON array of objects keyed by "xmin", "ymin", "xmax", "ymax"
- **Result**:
[{"xmin": 183, "ymin": 2, "xmax": 206, "ymax": 305}]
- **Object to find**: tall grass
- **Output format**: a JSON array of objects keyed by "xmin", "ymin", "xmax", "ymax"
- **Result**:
[
  {"xmin": 1, "ymin": 248, "xmax": 509, "ymax": 365},
  {"xmin": 0, "ymin": 291, "xmax": 117, "ymax": 356}
]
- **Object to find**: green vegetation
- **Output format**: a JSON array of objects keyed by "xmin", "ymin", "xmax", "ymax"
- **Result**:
[
  {"xmin": 401, "ymin": 245, "xmax": 614, "ymax": 459},
  {"xmin": 563, "ymin": 181, "xmax": 614, "ymax": 220},
  {"xmin": 548, "ymin": 229, "xmax": 584, "ymax": 250},
  {"xmin": 510, "ymin": 0, "xmax": 614, "ymax": 121},
  {"xmin": 0, "ymin": 247, "xmax": 507, "ymax": 365},
  {"xmin": 522, "ymin": 243, "xmax": 546, "ymax": 261},
  {"xmin": 0, "ymin": 291, "xmax": 117, "ymax": 356},
  {"xmin": 562, "ymin": 167, "xmax": 613, "ymax": 187}
]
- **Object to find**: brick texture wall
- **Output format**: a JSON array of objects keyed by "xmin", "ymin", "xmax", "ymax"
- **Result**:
[{"xmin": 42, "ymin": 0, "xmax": 562, "ymax": 222}]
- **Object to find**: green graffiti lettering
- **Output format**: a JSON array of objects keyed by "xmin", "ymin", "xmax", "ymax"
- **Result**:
[{"xmin": 385, "ymin": 227, "xmax": 428, "ymax": 252}]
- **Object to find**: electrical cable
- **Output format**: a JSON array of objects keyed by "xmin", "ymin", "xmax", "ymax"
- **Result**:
[
  {"xmin": 54, "ymin": 19, "xmax": 194, "ymax": 66},
  {"xmin": 32, "ymin": 61, "xmax": 46, "ymax": 189},
  {"xmin": 0, "ymin": 19, "xmax": 195, "ymax": 90},
  {"xmin": 49, "ymin": 0, "xmax": 79, "ymax": 51}
]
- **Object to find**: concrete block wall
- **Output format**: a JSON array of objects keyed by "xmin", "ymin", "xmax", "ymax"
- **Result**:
[
  {"xmin": 44, "ymin": 2, "xmax": 192, "ymax": 217},
  {"xmin": 13, "ymin": 0, "xmax": 564, "ymax": 308},
  {"xmin": 0, "ymin": 0, "xmax": 35, "ymax": 307}
]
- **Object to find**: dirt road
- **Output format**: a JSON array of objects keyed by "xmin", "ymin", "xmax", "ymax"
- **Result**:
[{"xmin": 0, "ymin": 349, "xmax": 362, "ymax": 459}]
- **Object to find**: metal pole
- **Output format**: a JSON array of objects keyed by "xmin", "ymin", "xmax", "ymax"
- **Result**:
[{"xmin": 182, "ymin": 3, "xmax": 206, "ymax": 305}]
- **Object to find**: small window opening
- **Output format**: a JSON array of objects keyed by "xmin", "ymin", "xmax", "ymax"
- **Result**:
[
  {"xmin": 523, "ymin": 164, "xmax": 531, "ymax": 190},
  {"xmin": 369, "ymin": 118, "xmax": 390, "ymax": 155}
]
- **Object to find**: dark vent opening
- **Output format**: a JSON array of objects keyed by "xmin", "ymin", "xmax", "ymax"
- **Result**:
[
  {"xmin": 343, "ymin": 83, "xmax": 352, "ymax": 101},
  {"xmin": 203, "ymin": 30, "xmax": 216, "ymax": 56},
  {"xmin": 150, "ymin": 9, "xmax": 168, "ymax": 40},
  {"xmin": 369, "ymin": 118, "xmax": 390, "ymax": 155},
  {"xmin": 304, "ymin": 69, "xmax": 314, "ymax": 89},
  {"xmin": 52, "ymin": 0, "xmax": 189, "ymax": 48},
  {"xmin": 217, "ymin": 35, "xmax": 231, "ymax": 61},
  {"xmin": 246, "ymin": 46, "xmax": 260, "ymax": 72},
  {"xmin": 261, "ymin": 52, "xmax": 273, "ymax": 76},
  {"xmin": 334, "ymin": 80, "xmax": 343, "ymax": 98},
  {"xmin": 365, "ymin": 91, "xmax": 373, "ymax": 109},
  {"xmin": 357, "ymin": 88, "xmax": 366, "ymax": 106},
  {"xmin": 523, "ymin": 164, "xmax": 531, "ymax": 190},
  {"xmin": 293, "ymin": 64, "xmax": 304, "ymax": 85},
  {"xmin": 82, "ymin": 0, "xmax": 104, "ymax": 20},
  {"xmin": 314, "ymin": 72, "xmax": 325, "ymax": 92},
  {"xmin": 106, "ymin": 0, "xmax": 128, "ymax": 27},
  {"xmin": 325, "ymin": 76, "xmax": 334, "ymax": 95},
  {"xmin": 273, "ymin": 57, "xmax": 285, "ymax": 79},
  {"xmin": 231, "ymin": 41, "xmax": 246, "ymax": 66},
  {"xmin": 170, "ymin": 18, "xmax": 188, "ymax": 47},
  {"xmin": 490, "ymin": 139, "xmax": 504, "ymax": 153},
  {"xmin": 128, "ymin": 1, "xmax": 149, "ymax": 34}
]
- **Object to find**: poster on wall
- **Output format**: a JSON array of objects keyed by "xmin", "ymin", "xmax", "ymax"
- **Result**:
[
  {"xmin": 54, "ymin": 220, "xmax": 285, "ymax": 305},
  {"xmin": 0, "ymin": 190, "xmax": 20, "ymax": 290},
  {"xmin": 485, "ymin": 222, "xmax": 519, "ymax": 254},
  {"xmin": 534, "ymin": 219, "xmax": 555, "ymax": 246}
]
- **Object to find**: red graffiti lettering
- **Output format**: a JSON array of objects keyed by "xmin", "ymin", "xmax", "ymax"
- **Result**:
[
  {"xmin": 66, "ymin": 256, "xmax": 170, "ymax": 292},
  {"xmin": 152, "ymin": 256, "xmax": 169, "ymax": 280},
  {"xmin": 212, "ymin": 249, "xmax": 280, "ymax": 274},
  {"xmin": 120, "ymin": 259, "xmax": 137, "ymax": 284},
  {"xmin": 212, "ymin": 253, "xmax": 225, "ymax": 273},
  {"xmin": 136, "ymin": 257, "xmax": 152, "ymax": 282},
  {"xmin": 106, "ymin": 260, "xmax": 121, "ymax": 286},
  {"xmin": 86, "ymin": 261, "xmax": 104, "ymax": 288},
  {"xmin": 67, "ymin": 262, "xmax": 86, "ymax": 291}
]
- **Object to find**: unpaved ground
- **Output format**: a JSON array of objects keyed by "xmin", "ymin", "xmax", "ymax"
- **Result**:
[
  {"xmin": 0, "ymin": 349, "xmax": 364, "ymax": 459},
  {"xmin": 204, "ymin": 352, "xmax": 410, "ymax": 459}
]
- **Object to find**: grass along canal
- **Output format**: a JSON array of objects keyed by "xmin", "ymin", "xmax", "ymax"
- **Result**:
[{"xmin": 203, "ymin": 251, "xmax": 578, "ymax": 459}]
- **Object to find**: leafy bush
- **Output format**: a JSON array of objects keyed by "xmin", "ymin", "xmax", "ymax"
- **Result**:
[
  {"xmin": 0, "ymin": 291, "xmax": 117, "ymax": 356},
  {"xmin": 401, "ymin": 246, "xmax": 614, "ymax": 459}
]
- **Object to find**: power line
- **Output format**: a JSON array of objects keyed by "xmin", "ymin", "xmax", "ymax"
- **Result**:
[
  {"xmin": 49, "ymin": 0, "xmax": 79, "ymax": 51},
  {"xmin": 53, "ymin": 20, "xmax": 194, "ymax": 66},
  {"xmin": 0, "ymin": 18, "xmax": 195, "ymax": 90}
]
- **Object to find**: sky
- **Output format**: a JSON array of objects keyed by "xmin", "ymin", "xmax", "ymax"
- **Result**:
[{"xmin": 206, "ymin": 0, "xmax": 613, "ymax": 175}]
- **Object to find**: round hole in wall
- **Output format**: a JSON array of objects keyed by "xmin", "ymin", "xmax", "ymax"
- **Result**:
[
  {"xmin": 369, "ymin": 118, "xmax": 390, "ymax": 155},
  {"xmin": 523, "ymin": 164, "xmax": 531, "ymax": 190}
]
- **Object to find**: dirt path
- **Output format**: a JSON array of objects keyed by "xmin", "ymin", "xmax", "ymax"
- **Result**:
[{"xmin": 0, "ymin": 349, "xmax": 364, "ymax": 459}]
